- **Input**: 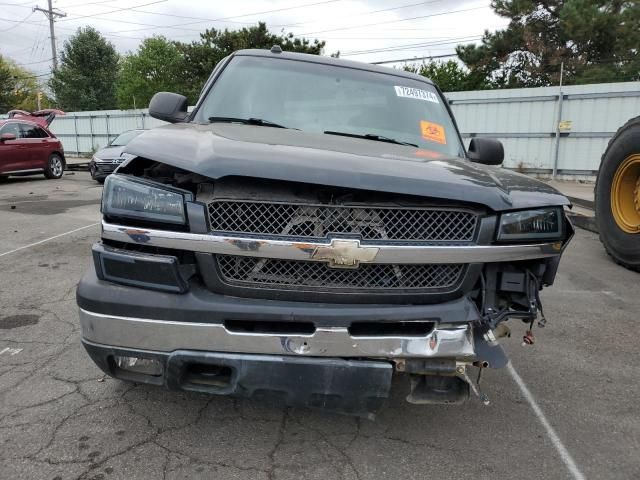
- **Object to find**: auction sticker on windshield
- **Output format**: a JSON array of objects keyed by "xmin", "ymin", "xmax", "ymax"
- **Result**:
[
  {"xmin": 394, "ymin": 86, "xmax": 439, "ymax": 103},
  {"xmin": 420, "ymin": 121, "xmax": 447, "ymax": 145}
]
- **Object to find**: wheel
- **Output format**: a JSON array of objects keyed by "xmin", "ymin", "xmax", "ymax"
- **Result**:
[
  {"xmin": 44, "ymin": 154, "xmax": 65, "ymax": 179},
  {"xmin": 595, "ymin": 115, "xmax": 640, "ymax": 272}
]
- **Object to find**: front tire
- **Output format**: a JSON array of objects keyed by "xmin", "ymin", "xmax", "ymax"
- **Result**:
[
  {"xmin": 44, "ymin": 154, "xmax": 64, "ymax": 179},
  {"xmin": 595, "ymin": 116, "xmax": 640, "ymax": 272}
]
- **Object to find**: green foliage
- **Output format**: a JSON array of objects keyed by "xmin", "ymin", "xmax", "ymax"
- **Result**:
[
  {"xmin": 0, "ymin": 54, "xmax": 49, "ymax": 112},
  {"xmin": 403, "ymin": 60, "xmax": 486, "ymax": 92},
  {"xmin": 176, "ymin": 22, "xmax": 326, "ymax": 103},
  {"xmin": 116, "ymin": 36, "xmax": 184, "ymax": 109},
  {"xmin": 49, "ymin": 27, "xmax": 119, "ymax": 110},
  {"xmin": 116, "ymin": 24, "xmax": 324, "ymax": 108},
  {"xmin": 457, "ymin": 0, "xmax": 640, "ymax": 88}
]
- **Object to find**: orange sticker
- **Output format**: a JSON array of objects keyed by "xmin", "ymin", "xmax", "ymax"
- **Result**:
[
  {"xmin": 414, "ymin": 149, "xmax": 443, "ymax": 159},
  {"xmin": 420, "ymin": 121, "xmax": 446, "ymax": 145}
]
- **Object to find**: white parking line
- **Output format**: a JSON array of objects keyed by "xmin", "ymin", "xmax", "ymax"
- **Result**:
[
  {"xmin": 507, "ymin": 362, "xmax": 586, "ymax": 480},
  {"xmin": 0, "ymin": 223, "xmax": 99, "ymax": 258}
]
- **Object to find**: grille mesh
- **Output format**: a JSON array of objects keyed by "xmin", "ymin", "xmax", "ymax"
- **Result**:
[
  {"xmin": 217, "ymin": 255, "xmax": 464, "ymax": 291},
  {"xmin": 208, "ymin": 201, "xmax": 477, "ymax": 242}
]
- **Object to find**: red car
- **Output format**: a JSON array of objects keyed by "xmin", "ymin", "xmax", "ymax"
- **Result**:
[{"xmin": 0, "ymin": 109, "xmax": 66, "ymax": 180}]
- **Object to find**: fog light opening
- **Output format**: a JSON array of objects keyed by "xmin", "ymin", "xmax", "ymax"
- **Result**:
[
  {"xmin": 113, "ymin": 355, "xmax": 163, "ymax": 376},
  {"xmin": 184, "ymin": 363, "xmax": 233, "ymax": 389}
]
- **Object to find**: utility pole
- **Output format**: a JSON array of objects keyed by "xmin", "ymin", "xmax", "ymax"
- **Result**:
[{"xmin": 34, "ymin": 0, "xmax": 66, "ymax": 71}]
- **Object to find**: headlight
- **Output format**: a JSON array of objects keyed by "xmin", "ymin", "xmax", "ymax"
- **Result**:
[
  {"xmin": 102, "ymin": 174, "xmax": 192, "ymax": 225},
  {"xmin": 497, "ymin": 208, "xmax": 563, "ymax": 241}
]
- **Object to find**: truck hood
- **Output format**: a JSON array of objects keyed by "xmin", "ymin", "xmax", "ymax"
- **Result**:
[{"xmin": 125, "ymin": 123, "xmax": 569, "ymax": 212}]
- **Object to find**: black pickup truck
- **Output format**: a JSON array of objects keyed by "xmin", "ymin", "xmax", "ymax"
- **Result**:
[{"xmin": 77, "ymin": 47, "xmax": 573, "ymax": 417}]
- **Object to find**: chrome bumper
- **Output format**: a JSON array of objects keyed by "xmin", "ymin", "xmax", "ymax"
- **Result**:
[
  {"xmin": 101, "ymin": 221, "xmax": 562, "ymax": 265},
  {"xmin": 79, "ymin": 309, "xmax": 476, "ymax": 359}
]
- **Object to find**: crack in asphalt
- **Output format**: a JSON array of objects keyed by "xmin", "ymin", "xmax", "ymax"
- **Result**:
[{"xmin": 266, "ymin": 407, "xmax": 289, "ymax": 480}]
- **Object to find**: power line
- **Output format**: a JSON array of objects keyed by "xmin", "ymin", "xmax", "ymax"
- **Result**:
[
  {"xmin": 57, "ymin": 0, "xmax": 115, "ymax": 8},
  {"xmin": 0, "ymin": 10, "xmax": 33, "ymax": 32},
  {"xmin": 107, "ymin": 0, "xmax": 342, "ymax": 35},
  {"xmin": 37, "ymin": 0, "xmax": 342, "ymax": 37},
  {"xmin": 295, "ymin": 4, "xmax": 490, "ymax": 36},
  {"xmin": 110, "ymin": 8, "xmax": 257, "ymax": 27},
  {"xmin": 340, "ymin": 35, "xmax": 482, "ymax": 56},
  {"xmin": 28, "ymin": 18, "xmax": 47, "ymax": 62},
  {"xmin": 33, "ymin": 0, "xmax": 66, "ymax": 70},
  {"xmin": 12, "ymin": 71, "xmax": 52, "ymax": 79},
  {"xmin": 58, "ymin": 0, "xmax": 167, "ymax": 22},
  {"xmin": 114, "ymin": 0, "xmax": 468, "ymax": 37},
  {"xmin": 0, "ymin": 1, "xmax": 37, "ymax": 7},
  {"xmin": 371, "ymin": 53, "xmax": 458, "ymax": 65},
  {"xmin": 15, "ymin": 56, "xmax": 53, "ymax": 65},
  {"xmin": 1, "ymin": 44, "xmax": 36, "ymax": 55},
  {"xmin": 278, "ymin": 0, "xmax": 447, "ymax": 28},
  {"xmin": 318, "ymin": 35, "xmax": 484, "ymax": 40},
  {"xmin": 0, "ymin": 15, "xmax": 37, "ymax": 23}
]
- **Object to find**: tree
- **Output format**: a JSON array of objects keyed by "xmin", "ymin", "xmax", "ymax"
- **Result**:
[
  {"xmin": 176, "ymin": 22, "xmax": 326, "ymax": 102},
  {"xmin": 403, "ymin": 60, "xmax": 486, "ymax": 92},
  {"xmin": 49, "ymin": 27, "xmax": 119, "ymax": 111},
  {"xmin": 0, "ymin": 55, "xmax": 49, "ymax": 112},
  {"xmin": 457, "ymin": 0, "xmax": 640, "ymax": 88},
  {"xmin": 116, "ymin": 36, "xmax": 184, "ymax": 109}
]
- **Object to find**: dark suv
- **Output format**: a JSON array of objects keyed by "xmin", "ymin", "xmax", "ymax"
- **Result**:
[{"xmin": 77, "ymin": 48, "xmax": 572, "ymax": 417}]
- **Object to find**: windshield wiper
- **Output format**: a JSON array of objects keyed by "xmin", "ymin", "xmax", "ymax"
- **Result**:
[
  {"xmin": 324, "ymin": 130, "xmax": 418, "ymax": 147},
  {"xmin": 208, "ymin": 116, "xmax": 294, "ymax": 129}
]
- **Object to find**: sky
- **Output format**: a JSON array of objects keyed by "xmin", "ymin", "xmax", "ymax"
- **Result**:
[{"xmin": 0, "ymin": 0, "xmax": 509, "ymax": 82}]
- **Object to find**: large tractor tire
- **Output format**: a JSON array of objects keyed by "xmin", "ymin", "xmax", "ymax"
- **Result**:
[{"xmin": 594, "ymin": 116, "xmax": 640, "ymax": 272}]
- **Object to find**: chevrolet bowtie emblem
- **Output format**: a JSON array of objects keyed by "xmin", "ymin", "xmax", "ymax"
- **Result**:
[{"xmin": 311, "ymin": 239, "xmax": 379, "ymax": 268}]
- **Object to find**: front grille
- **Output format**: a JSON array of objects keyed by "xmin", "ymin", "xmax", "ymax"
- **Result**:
[
  {"xmin": 208, "ymin": 201, "xmax": 478, "ymax": 242},
  {"xmin": 97, "ymin": 159, "xmax": 124, "ymax": 165},
  {"xmin": 217, "ymin": 255, "xmax": 465, "ymax": 292}
]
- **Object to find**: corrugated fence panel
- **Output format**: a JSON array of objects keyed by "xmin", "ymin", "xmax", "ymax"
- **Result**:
[
  {"xmin": 448, "ymin": 81, "xmax": 640, "ymax": 175},
  {"xmin": 46, "ymin": 110, "xmax": 166, "ymax": 153},
  {"xmin": 500, "ymin": 137, "xmax": 556, "ymax": 170}
]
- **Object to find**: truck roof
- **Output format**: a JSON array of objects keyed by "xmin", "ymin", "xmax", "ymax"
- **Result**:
[{"xmin": 233, "ymin": 48, "xmax": 436, "ymax": 86}]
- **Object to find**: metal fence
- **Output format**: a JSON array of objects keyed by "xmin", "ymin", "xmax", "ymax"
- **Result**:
[
  {"xmin": 2, "ymin": 81, "xmax": 639, "ymax": 178},
  {"xmin": 447, "ymin": 81, "xmax": 640, "ymax": 179}
]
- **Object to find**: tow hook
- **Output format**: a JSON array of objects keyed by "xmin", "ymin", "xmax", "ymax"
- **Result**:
[{"xmin": 456, "ymin": 363, "xmax": 490, "ymax": 406}]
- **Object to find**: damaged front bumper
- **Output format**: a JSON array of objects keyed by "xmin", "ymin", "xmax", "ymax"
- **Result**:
[
  {"xmin": 79, "ymin": 308, "xmax": 477, "ymax": 359},
  {"xmin": 80, "ymin": 312, "xmax": 496, "ymax": 418},
  {"xmin": 78, "ymin": 262, "xmax": 507, "ymax": 416}
]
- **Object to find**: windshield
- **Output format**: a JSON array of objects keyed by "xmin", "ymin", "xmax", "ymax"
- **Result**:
[
  {"xmin": 194, "ymin": 56, "xmax": 464, "ymax": 157},
  {"xmin": 110, "ymin": 130, "xmax": 143, "ymax": 146}
]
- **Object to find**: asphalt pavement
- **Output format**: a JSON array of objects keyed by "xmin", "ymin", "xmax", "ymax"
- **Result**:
[{"xmin": 0, "ymin": 172, "xmax": 638, "ymax": 480}]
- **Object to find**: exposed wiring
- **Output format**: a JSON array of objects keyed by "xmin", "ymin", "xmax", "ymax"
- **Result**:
[{"xmin": 479, "ymin": 269, "xmax": 547, "ymax": 330}]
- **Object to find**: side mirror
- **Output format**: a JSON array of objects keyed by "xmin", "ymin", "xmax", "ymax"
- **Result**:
[
  {"xmin": 467, "ymin": 137, "xmax": 504, "ymax": 166},
  {"xmin": 149, "ymin": 92, "xmax": 188, "ymax": 123},
  {"xmin": 0, "ymin": 133, "xmax": 17, "ymax": 142}
]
